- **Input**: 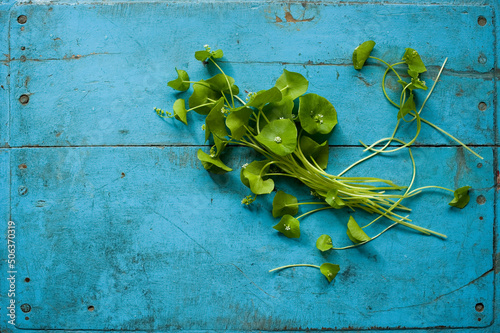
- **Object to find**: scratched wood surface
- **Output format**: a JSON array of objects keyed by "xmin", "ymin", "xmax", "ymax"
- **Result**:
[{"xmin": 0, "ymin": 0, "xmax": 499, "ymax": 331}]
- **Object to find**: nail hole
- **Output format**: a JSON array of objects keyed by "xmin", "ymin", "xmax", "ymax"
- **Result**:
[
  {"xmin": 21, "ymin": 46, "xmax": 25, "ymax": 51},
  {"xmin": 478, "ymin": 16, "xmax": 487, "ymax": 26},
  {"xmin": 24, "ymin": 277, "xmax": 30, "ymax": 282},
  {"xmin": 25, "ymin": 316, "xmax": 29, "ymax": 320},
  {"xmin": 20, "ymin": 55, "xmax": 26, "ymax": 62},
  {"xmin": 17, "ymin": 15, "xmax": 27, "ymax": 24},
  {"xmin": 476, "ymin": 195, "xmax": 486, "ymax": 205},
  {"xmin": 479, "ymin": 216, "xmax": 483, "ymax": 220},
  {"xmin": 478, "ymin": 102, "xmax": 487, "ymax": 111},
  {"xmin": 478, "ymin": 54, "xmax": 487, "ymax": 64},
  {"xmin": 19, "ymin": 94, "xmax": 29, "ymax": 105},
  {"xmin": 121, "ymin": 172, "xmax": 125, "ymax": 178},
  {"xmin": 20, "ymin": 303, "xmax": 31, "ymax": 313},
  {"xmin": 88, "ymin": 305, "xmax": 95, "ymax": 312},
  {"xmin": 477, "ymin": 163, "xmax": 483, "ymax": 168},
  {"xmin": 476, "ymin": 303, "xmax": 484, "ymax": 312}
]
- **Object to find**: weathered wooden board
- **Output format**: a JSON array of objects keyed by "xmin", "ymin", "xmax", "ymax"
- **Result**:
[
  {"xmin": 0, "ymin": 0, "xmax": 498, "ymax": 332},
  {"xmin": 5, "ymin": 2, "xmax": 496, "ymax": 147},
  {"xmin": 8, "ymin": 147, "xmax": 495, "ymax": 330}
]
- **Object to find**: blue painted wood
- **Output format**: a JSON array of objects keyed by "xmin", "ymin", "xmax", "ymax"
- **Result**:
[
  {"xmin": 7, "ymin": 146, "xmax": 494, "ymax": 330},
  {"xmin": 5, "ymin": 2, "xmax": 495, "ymax": 147},
  {"xmin": 0, "ymin": 0, "xmax": 498, "ymax": 331}
]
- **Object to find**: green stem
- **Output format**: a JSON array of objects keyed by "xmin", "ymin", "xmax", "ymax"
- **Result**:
[
  {"xmin": 234, "ymin": 95, "xmax": 246, "ymax": 105},
  {"xmin": 296, "ymin": 206, "xmax": 332, "ymax": 220},
  {"xmin": 209, "ymin": 57, "xmax": 235, "ymax": 107},
  {"xmin": 331, "ymin": 222, "xmax": 399, "ymax": 250},
  {"xmin": 269, "ymin": 264, "xmax": 319, "ymax": 273}
]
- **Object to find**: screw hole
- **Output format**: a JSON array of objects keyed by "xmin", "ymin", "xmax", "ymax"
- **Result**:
[
  {"xmin": 88, "ymin": 305, "xmax": 95, "ymax": 312},
  {"xmin": 478, "ymin": 54, "xmax": 487, "ymax": 64},
  {"xmin": 477, "ymin": 163, "xmax": 483, "ymax": 168},
  {"xmin": 478, "ymin": 102, "xmax": 487, "ymax": 111},
  {"xmin": 476, "ymin": 303, "xmax": 484, "ymax": 312},
  {"xmin": 19, "ymin": 94, "xmax": 29, "ymax": 105},
  {"xmin": 17, "ymin": 15, "xmax": 27, "ymax": 24},
  {"xmin": 478, "ymin": 16, "xmax": 487, "ymax": 26},
  {"xmin": 20, "ymin": 55, "xmax": 26, "ymax": 62},
  {"xmin": 476, "ymin": 195, "xmax": 486, "ymax": 205},
  {"xmin": 24, "ymin": 277, "xmax": 30, "ymax": 282},
  {"xmin": 21, "ymin": 46, "xmax": 25, "ymax": 51}
]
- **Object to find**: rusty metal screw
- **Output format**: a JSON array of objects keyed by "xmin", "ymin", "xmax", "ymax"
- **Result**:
[
  {"xmin": 19, "ymin": 94, "xmax": 29, "ymax": 105},
  {"xmin": 20, "ymin": 303, "xmax": 31, "ymax": 313}
]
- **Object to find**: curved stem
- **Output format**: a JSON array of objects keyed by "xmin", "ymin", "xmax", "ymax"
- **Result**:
[
  {"xmin": 209, "ymin": 57, "xmax": 235, "ymax": 107},
  {"xmin": 269, "ymin": 264, "xmax": 319, "ymax": 273},
  {"xmin": 331, "ymin": 222, "xmax": 399, "ymax": 250}
]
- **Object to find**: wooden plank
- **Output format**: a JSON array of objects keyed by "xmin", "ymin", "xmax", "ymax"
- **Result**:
[
  {"xmin": 7, "ymin": 2, "xmax": 495, "ymax": 146},
  {"xmin": 10, "ymin": 146, "xmax": 493, "ymax": 330}
]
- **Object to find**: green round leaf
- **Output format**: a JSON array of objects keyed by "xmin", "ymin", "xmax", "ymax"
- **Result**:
[
  {"xmin": 211, "ymin": 49, "xmax": 223, "ymax": 59},
  {"xmin": 298, "ymin": 93, "xmax": 338, "ymax": 135},
  {"xmin": 167, "ymin": 68, "xmax": 190, "ymax": 91},
  {"xmin": 320, "ymin": 263, "xmax": 340, "ymax": 283},
  {"xmin": 256, "ymin": 119, "xmax": 297, "ymax": 156},
  {"xmin": 226, "ymin": 106, "xmax": 253, "ymax": 140},
  {"xmin": 273, "ymin": 215, "xmax": 300, "ymax": 238},
  {"xmin": 325, "ymin": 189, "xmax": 345, "ymax": 209},
  {"xmin": 172, "ymin": 99, "xmax": 188, "ymax": 125},
  {"xmin": 240, "ymin": 160, "xmax": 274, "ymax": 195},
  {"xmin": 402, "ymin": 48, "xmax": 427, "ymax": 74},
  {"xmin": 299, "ymin": 136, "xmax": 329, "ymax": 169},
  {"xmin": 272, "ymin": 190, "xmax": 298, "ymax": 218},
  {"xmin": 346, "ymin": 216, "xmax": 371, "ymax": 244},
  {"xmin": 247, "ymin": 87, "xmax": 282, "ymax": 109},
  {"xmin": 316, "ymin": 234, "xmax": 333, "ymax": 252},
  {"xmin": 206, "ymin": 74, "xmax": 239, "ymax": 95},
  {"xmin": 189, "ymin": 81, "xmax": 219, "ymax": 115},
  {"xmin": 449, "ymin": 186, "xmax": 471, "ymax": 209},
  {"xmin": 397, "ymin": 93, "xmax": 416, "ymax": 120},
  {"xmin": 274, "ymin": 69, "xmax": 308, "ymax": 100},
  {"xmin": 197, "ymin": 149, "xmax": 232, "ymax": 174},
  {"xmin": 353, "ymin": 40, "xmax": 375, "ymax": 70},
  {"xmin": 195, "ymin": 50, "xmax": 211, "ymax": 62},
  {"xmin": 205, "ymin": 98, "xmax": 228, "ymax": 140}
]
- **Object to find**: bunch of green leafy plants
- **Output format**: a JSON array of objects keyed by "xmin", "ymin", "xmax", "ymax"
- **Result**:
[{"xmin": 155, "ymin": 43, "xmax": 478, "ymax": 283}]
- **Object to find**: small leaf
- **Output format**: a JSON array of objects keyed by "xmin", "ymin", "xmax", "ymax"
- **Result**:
[
  {"xmin": 397, "ymin": 93, "xmax": 416, "ymax": 119},
  {"xmin": 195, "ymin": 50, "xmax": 211, "ymax": 62},
  {"xmin": 240, "ymin": 160, "xmax": 274, "ymax": 195},
  {"xmin": 274, "ymin": 69, "xmax": 309, "ymax": 100},
  {"xmin": 273, "ymin": 215, "xmax": 300, "ymax": 238},
  {"xmin": 226, "ymin": 106, "xmax": 253, "ymax": 140},
  {"xmin": 197, "ymin": 149, "xmax": 232, "ymax": 174},
  {"xmin": 316, "ymin": 234, "xmax": 333, "ymax": 252},
  {"xmin": 299, "ymin": 136, "xmax": 329, "ymax": 169},
  {"xmin": 320, "ymin": 263, "xmax": 340, "ymax": 283},
  {"xmin": 298, "ymin": 93, "xmax": 338, "ymax": 135},
  {"xmin": 205, "ymin": 98, "xmax": 227, "ymax": 141},
  {"xmin": 256, "ymin": 119, "xmax": 297, "ymax": 157},
  {"xmin": 353, "ymin": 40, "xmax": 376, "ymax": 70},
  {"xmin": 247, "ymin": 87, "xmax": 282, "ymax": 109},
  {"xmin": 402, "ymin": 48, "xmax": 427, "ymax": 74},
  {"xmin": 262, "ymin": 97, "xmax": 294, "ymax": 121},
  {"xmin": 189, "ymin": 81, "xmax": 219, "ymax": 115},
  {"xmin": 325, "ymin": 189, "xmax": 345, "ymax": 209},
  {"xmin": 398, "ymin": 78, "xmax": 428, "ymax": 92},
  {"xmin": 211, "ymin": 49, "xmax": 223, "ymax": 59},
  {"xmin": 346, "ymin": 216, "xmax": 371, "ymax": 244},
  {"xmin": 213, "ymin": 135, "xmax": 227, "ymax": 157},
  {"xmin": 449, "ymin": 186, "xmax": 471, "ymax": 209},
  {"xmin": 172, "ymin": 99, "xmax": 188, "ymax": 125},
  {"xmin": 206, "ymin": 74, "xmax": 240, "ymax": 95},
  {"xmin": 167, "ymin": 68, "xmax": 190, "ymax": 92},
  {"xmin": 272, "ymin": 190, "xmax": 298, "ymax": 218}
]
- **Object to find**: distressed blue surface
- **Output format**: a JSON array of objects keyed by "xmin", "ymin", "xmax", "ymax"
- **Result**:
[
  {"xmin": 8, "ymin": 147, "xmax": 495, "ymax": 330},
  {"xmin": 0, "ymin": 0, "xmax": 499, "ymax": 332},
  {"xmin": 5, "ymin": 2, "xmax": 496, "ymax": 147}
]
